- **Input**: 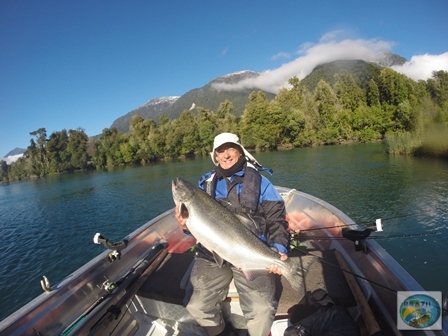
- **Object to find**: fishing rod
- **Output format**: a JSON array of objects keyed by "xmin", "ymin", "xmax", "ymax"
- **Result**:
[
  {"xmin": 296, "ymin": 218, "xmax": 383, "ymax": 232},
  {"xmin": 60, "ymin": 242, "xmax": 168, "ymax": 336},
  {"xmin": 292, "ymin": 231, "xmax": 441, "ymax": 240},
  {"xmin": 86, "ymin": 243, "xmax": 168, "ymax": 336},
  {"xmin": 292, "ymin": 246, "xmax": 394, "ymax": 292},
  {"xmin": 297, "ymin": 212, "xmax": 441, "ymax": 233},
  {"xmin": 291, "ymin": 222, "xmax": 441, "ymax": 253},
  {"xmin": 290, "ymin": 246, "xmax": 448, "ymax": 314}
]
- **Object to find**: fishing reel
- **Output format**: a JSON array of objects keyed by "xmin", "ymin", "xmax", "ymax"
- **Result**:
[
  {"xmin": 342, "ymin": 228, "xmax": 371, "ymax": 252},
  {"xmin": 342, "ymin": 219, "xmax": 383, "ymax": 253},
  {"xmin": 93, "ymin": 233, "xmax": 129, "ymax": 262}
]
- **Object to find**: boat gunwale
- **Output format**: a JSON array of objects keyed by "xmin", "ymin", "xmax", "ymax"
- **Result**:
[{"xmin": 0, "ymin": 208, "xmax": 176, "ymax": 333}]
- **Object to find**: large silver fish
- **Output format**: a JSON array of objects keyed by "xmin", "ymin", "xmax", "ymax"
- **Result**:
[{"xmin": 172, "ymin": 177, "xmax": 304, "ymax": 292}]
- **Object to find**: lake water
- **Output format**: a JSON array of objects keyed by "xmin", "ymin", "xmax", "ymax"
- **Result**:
[{"xmin": 1, "ymin": 143, "xmax": 447, "ymax": 321}]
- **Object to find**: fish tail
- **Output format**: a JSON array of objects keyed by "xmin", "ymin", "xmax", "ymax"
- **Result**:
[{"xmin": 282, "ymin": 257, "xmax": 306, "ymax": 294}]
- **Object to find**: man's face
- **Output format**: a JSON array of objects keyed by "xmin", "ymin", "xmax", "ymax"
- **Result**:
[{"xmin": 215, "ymin": 143, "xmax": 242, "ymax": 170}]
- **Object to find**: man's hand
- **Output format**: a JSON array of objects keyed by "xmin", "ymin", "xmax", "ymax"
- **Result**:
[
  {"xmin": 269, "ymin": 252, "xmax": 288, "ymax": 275},
  {"xmin": 174, "ymin": 204, "xmax": 189, "ymax": 231}
]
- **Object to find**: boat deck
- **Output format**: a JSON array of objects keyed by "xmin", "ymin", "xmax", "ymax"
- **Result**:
[
  {"xmin": 276, "ymin": 248, "xmax": 356, "ymax": 320},
  {"xmin": 136, "ymin": 245, "xmax": 359, "ymax": 332}
]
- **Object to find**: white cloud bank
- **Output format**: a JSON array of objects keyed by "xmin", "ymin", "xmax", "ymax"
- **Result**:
[
  {"xmin": 1, "ymin": 154, "xmax": 23, "ymax": 165},
  {"xmin": 213, "ymin": 34, "xmax": 448, "ymax": 94},
  {"xmin": 392, "ymin": 52, "xmax": 448, "ymax": 81}
]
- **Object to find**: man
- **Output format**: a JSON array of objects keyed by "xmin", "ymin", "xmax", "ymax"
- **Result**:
[{"xmin": 175, "ymin": 133, "xmax": 289, "ymax": 336}]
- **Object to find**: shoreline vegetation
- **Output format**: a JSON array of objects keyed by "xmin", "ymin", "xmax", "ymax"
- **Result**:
[
  {"xmin": 385, "ymin": 126, "xmax": 448, "ymax": 158},
  {"xmin": 2, "ymin": 69, "xmax": 447, "ymax": 183}
]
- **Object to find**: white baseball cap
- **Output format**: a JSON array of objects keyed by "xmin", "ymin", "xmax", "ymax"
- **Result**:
[{"xmin": 210, "ymin": 133, "xmax": 260, "ymax": 166}]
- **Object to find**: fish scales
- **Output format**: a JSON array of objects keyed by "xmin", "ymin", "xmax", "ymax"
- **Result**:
[{"xmin": 172, "ymin": 177, "xmax": 304, "ymax": 292}]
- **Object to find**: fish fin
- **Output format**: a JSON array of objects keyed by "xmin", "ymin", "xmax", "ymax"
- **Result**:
[
  {"xmin": 235, "ymin": 214, "xmax": 258, "ymax": 233},
  {"xmin": 282, "ymin": 256, "xmax": 308, "ymax": 295},
  {"xmin": 241, "ymin": 268, "xmax": 270, "ymax": 281},
  {"xmin": 212, "ymin": 252, "xmax": 225, "ymax": 267},
  {"xmin": 235, "ymin": 214, "xmax": 253, "ymax": 226}
]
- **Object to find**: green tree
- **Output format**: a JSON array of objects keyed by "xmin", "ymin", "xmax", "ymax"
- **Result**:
[
  {"xmin": 350, "ymin": 106, "xmax": 382, "ymax": 142},
  {"xmin": 28, "ymin": 128, "xmax": 49, "ymax": 177},
  {"xmin": 164, "ymin": 120, "xmax": 183, "ymax": 158},
  {"xmin": 366, "ymin": 79, "xmax": 380, "ymax": 107},
  {"xmin": 0, "ymin": 160, "xmax": 8, "ymax": 182},
  {"xmin": 427, "ymin": 70, "xmax": 448, "ymax": 107},
  {"xmin": 46, "ymin": 129, "xmax": 69, "ymax": 173},
  {"xmin": 196, "ymin": 107, "xmax": 218, "ymax": 156},
  {"xmin": 86, "ymin": 137, "xmax": 98, "ymax": 166},
  {"xmin": 67, "ymin": 128, "xmax": 89, "ymax": 170},
  {"xmin": 427, "ymin": 71, "xmax": 448, "ymax": 127},
  {"xmin": 177, "ymin": 110, "xmax": 199, "ymax": 156},
  {"xmin": 95, "ymin": 128, "xmax": 127, "ymax": 167},
  {"xmin": 333, "ymin": 70, "xmax": 365, "ymax": 112},
  {"xmin": 129, "ymin": 115, "xmax": 155, "ymax": 163},
  {"xmin": 148, "ymin": 121, "xmax": 167, "ymax": 160},
  {"xmin": 272, "ymin": 79, "xmax": 306, "ymax": 146},
  {"xmin": 216, "ymin": 100, "xmax": 238, "ymax": 134},
  {"xmin": 314, "ymin": 80, "xmax": 337, "ymax": 127},
  {"xmin": 378, "ymin": 68, "xmax": 409, "ymax": 106},
  {"xmin": 393, "ymin": 100, "xmax": 417, "ymax": 132},
  {"xmin": 314, "ymin": 80, "xmax": 340, "ymax": 143},
  {"xmin": 239, "ymin": 91, "xmax": 271, "ymax": 149},
  {"xmin": 7, "ymin": 157, "xmax": 28, "ymax": 181}
]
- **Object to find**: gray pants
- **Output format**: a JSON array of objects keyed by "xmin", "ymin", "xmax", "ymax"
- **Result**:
[{"xmin": 184, "ymin": 257, "xmax": 278, "ymax": 336}]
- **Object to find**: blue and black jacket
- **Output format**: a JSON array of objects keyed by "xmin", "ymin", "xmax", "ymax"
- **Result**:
[{"xmin": 195, "ymin": 163, "xmax": 289, "ymax": 261}]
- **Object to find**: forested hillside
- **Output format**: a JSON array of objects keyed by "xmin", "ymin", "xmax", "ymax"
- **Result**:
[
  {"xmin": 109, "ymin": 70, "xmax": 275, "ymax": 132},
  {"xmin": 2, "ymin": 66, "xmax": 447, "ymax": 183}
]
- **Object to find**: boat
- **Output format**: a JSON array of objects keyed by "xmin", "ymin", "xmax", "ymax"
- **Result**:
[{"xmin": 0, "ymin": 186, "xmax": 447, "ymax": 335}]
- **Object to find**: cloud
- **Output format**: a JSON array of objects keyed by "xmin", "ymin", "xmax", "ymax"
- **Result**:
[
  {"xmin": 391, "ymin": 52, "xmax": 448, "ymax": 81},
  {"xmin": 2, "ymin": 154, "xmax": 23, "ymax": 165},
  {"xmin": 212, "ymin": 32, "xmax": 447, "ymax": 93},
  {"xmin": 270, "ymin": 52, "xmax": 291, "ymax": 61}
]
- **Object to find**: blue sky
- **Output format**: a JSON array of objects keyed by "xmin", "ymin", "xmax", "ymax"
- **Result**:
[{"xmin": 1, "ymin": 0, "xmax": 447, "ymax": 159}]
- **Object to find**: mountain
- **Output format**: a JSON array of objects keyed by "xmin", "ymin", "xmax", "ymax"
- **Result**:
[
  {"xmin": 110, "ymin": 71, "xmax": 275, "ymax": 133},
  {"xmin": 110, "ymin": 53, "xmax": 407, "ymax": 133},
  {"xmin": 110, "ymin": 96, "xmax": 179, "ymax": 133},
  {"xmin": 163, "ymin": 70, "xmax": 275, "ymax": 119},
  {"xmin": 299, "ymin": 59, "xmax": 383, "ymax": 91},
  {"xmin": 299, "ymin": 53, "xmax": 407, "ymax": 91},
  {"xmin": 1, "ymin": 148, "xmax": 25, "ymax": 165},
  {"xmin": 5, "ymin": 147, "xmax": 25, "ymax": 158},
  {"xmin": 372, "ymin": 51, "xmax": 407, "ymax": 67}
]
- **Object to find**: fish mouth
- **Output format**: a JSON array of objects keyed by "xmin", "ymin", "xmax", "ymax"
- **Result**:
[
  {"xmin": 172, "ymin": 177, "xmax": 182, "ymax": 190},
  {"xmin": 172, "ymin": 177, "xmax": 193, "ymax": 203},
  {"xmin": 171, "ymin": 177, "xmax": 190, "ymax": 202},
  {"xmin": 172, "ymin": 177, "xmax": 183, "ymax": 187},
  {"xmin": 172, "ymin": 179, "xmax": 180, "ymax": 198}
]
